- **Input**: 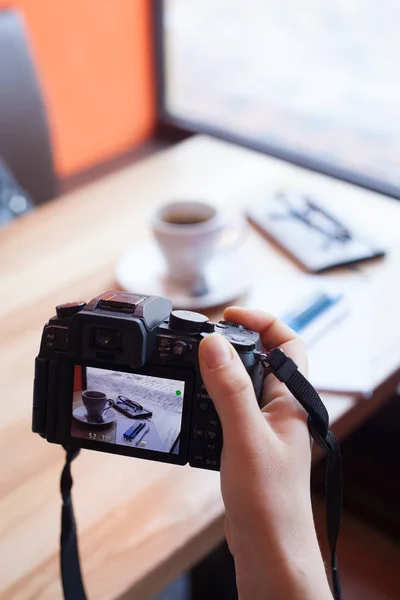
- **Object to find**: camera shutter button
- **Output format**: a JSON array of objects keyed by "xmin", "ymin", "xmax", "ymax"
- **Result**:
[{"xmin": 56, "ymin": 301, "xmax": 86, "ymax": 318}]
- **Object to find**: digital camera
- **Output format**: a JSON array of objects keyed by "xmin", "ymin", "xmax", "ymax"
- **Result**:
[{"xmin": 32, "ymin": 291, "xmax": 264, "ymax": 471}]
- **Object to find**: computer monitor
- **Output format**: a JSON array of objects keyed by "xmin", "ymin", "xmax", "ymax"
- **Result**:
[{"xmin": 155, "ymin": 0, "xmax": 400, "ymax": 199}]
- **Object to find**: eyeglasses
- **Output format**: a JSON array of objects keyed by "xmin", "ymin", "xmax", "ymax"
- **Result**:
[
  {"xmin": 117, "ymin": 395, "xmax": 144, "ymax": 412},
  {"xmin": 273, "ymin": 192, "xmax": 353, "ymax": 243}
]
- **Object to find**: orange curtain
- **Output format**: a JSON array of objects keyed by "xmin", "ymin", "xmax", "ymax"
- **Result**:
[
  {"xmin": 74, "ymin": 366, "xmax": 83, "ymax": 392},
  {"xmin": 0, "ymin": 1, "xmax": 156, "ymax": 177}
]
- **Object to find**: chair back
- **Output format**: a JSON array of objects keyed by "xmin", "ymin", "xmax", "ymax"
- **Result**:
[{"xmin": 0, "ymin": 9, "xmax": 57, "ymax": 204}]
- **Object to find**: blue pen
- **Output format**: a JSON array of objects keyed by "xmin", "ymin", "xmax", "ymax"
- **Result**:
[
  {"xmin": 283, "ymin": 291, "xmax": 342, "ymax": 334},
  {"xmin": 123, "ymin": 421, "xmax": 145, "ymax": 441}
]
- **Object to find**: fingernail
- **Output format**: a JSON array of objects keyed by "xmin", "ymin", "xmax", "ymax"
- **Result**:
[{"xmin": 201, "ymin": 334, "xmax": 233, "ymax": 369}]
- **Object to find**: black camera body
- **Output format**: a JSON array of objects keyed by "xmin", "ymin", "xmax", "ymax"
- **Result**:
[{"xmin": 33, "ymin": 291, "xmax": 264, "ymax": 471}]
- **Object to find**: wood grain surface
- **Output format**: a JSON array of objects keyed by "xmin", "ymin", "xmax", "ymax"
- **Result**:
[{"xmin": 1, "ymin": 135, "xmax": 399, "ymax": 600}]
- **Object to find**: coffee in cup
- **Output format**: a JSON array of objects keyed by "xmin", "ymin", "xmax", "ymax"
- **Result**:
[
  {"xmin": 82, "ymin": 390, "xmax": 109, "ymax": 422},
  {"xmin": 151, "ymin": 201, "xmax": 225, "ymax": 292}
]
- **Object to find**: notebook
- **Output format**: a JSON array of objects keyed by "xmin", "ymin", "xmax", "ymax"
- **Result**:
[{"xmin": 247, "ymin": 191, "xmax": 385, "ymax": 272}]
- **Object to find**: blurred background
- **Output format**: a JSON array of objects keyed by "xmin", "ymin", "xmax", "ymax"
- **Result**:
[
  {"xmin": 0, "ymin": 0, "xmax": 156, "ymax": 218},
  {"xmin": 2, "ymin": 0, "xmax": 400, "ymax": 220},
  {"xmin": 161, "ymin": 0, "xmax": 400, "ymax": 192},
  {"xmin": 1, "ymin": 2, "xmax": 399, "ymax": 600}
]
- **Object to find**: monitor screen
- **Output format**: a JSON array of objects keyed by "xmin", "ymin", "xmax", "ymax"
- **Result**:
[
  {"xmin": 159, "ymin": 0, "xmax": 400, "ymax": 197},
  {"xmin": 71, "ymin": 366, "xmax": 185, "ymax": 454}
]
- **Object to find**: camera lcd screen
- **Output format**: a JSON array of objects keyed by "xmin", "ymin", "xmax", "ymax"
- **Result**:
[{"xmin": 71, "ymin": 366, "xmax": 185, "ymax": 454}]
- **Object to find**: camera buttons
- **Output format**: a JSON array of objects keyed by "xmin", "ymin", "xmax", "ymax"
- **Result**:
[
  {"xmin": 198, "ymin": 399, "xmax": 211, "ymax": 411},
  {"xmin": 194, "ymin": 425, "xmax": 221, "ymax": 450},
  {"xmin": 43, "ymin": 326, "xmax": 67, "ymax": 351},
  {"xmin": 45, "ymin": 329, "xmax": 56, "ymax": 343},
  {"xmin": 205, "ymin": 426, "xmax": 221, "ymax": 453},
  {"xmin": 194, "ymin": 424, "xmax": 205, "ymax": 442},
  {"xmin": 205, "ymin": 426, "xmax": 219, "ymax": 442},
  {"xmin": 172, "ymin": 341, "xmax": 190, "ymax": 358}
]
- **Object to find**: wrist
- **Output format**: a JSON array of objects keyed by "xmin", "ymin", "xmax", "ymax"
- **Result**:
[
  {"xmin": 234, "ymin": 544, "xmax": 332, "ymax": 600},
  {"xmin": 229, "ymin": 519, "xmax": 333, "ymax": 600}
]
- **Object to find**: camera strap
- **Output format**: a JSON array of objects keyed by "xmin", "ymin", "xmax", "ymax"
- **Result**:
[
  {"xmin": 259, "ymin": 348, "xmax": 342, "ymax": 600},
  {"xmin": 60, "ymin": 347, "xmax": 342, "ymax": 600},
  {"xmin": 60, "ymin": 446, "xmax": 87, "ymax": 600}
]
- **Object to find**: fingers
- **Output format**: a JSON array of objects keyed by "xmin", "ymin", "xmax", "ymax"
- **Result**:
[
  {"xmin": 224, "ymin": 306, "xmax": 307, "ymax": 374},
  {"xmin": 223, "ymin": 307, "xmax": 308, "ymax": 412},
  {"xmin": 199, "ymin": 334, "xmax": 265, "ymax": 443}
]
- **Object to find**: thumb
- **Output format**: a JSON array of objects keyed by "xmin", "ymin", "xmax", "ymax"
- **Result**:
[{"xmin": 199, "ymin": 334, "xmax": 263, "ymax": 443}]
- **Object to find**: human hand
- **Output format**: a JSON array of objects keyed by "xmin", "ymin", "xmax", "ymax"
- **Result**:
[{"xmin": 199, "ymin": 307, "xmax": 332, "ymax": 600}]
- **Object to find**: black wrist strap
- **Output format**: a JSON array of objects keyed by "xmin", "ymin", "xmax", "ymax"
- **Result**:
[
  {"xmin": 59, "ymin": 348, "xmax": 342, "ymax": 600},
  {"xmin": 262, "ymin": 348, "xmax": 342, "ymax": 600},
  {"xmin": 60, "ymin": 446, "xmax": 87, "ymax": 600}
]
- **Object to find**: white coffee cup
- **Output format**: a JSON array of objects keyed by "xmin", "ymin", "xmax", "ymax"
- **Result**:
[{"xmin": 151, "ymin": 201, "xmax": 229, "ymax": 292}]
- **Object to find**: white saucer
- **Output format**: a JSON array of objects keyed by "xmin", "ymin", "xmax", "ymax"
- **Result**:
[
  {"xmin": 72, "ymin": 406, "xmax": 117, "ymax": 427},
  {"xmin": 115, "ymin": 240, "xmax": 253, "ymax": 310}
]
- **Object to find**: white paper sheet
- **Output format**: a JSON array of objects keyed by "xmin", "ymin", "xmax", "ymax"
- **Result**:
[{"xmin": 246, "ymin": 275, "xmax": 373, "ymax": 395}]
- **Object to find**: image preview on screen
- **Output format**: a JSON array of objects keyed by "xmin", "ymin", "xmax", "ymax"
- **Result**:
[{"xmin": 71, "ymin": 366, "xmax": 185, "ymax": 454}]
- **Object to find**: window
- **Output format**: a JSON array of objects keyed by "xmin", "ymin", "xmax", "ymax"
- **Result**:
[{"xmin": 158, "ymin": 0, "xmax": 400, "ymax": 197}]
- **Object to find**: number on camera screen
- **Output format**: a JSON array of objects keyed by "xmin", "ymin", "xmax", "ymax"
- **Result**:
[{"xmin": 71, "ymin": 366, "xmax": 185, "ymax": 454}]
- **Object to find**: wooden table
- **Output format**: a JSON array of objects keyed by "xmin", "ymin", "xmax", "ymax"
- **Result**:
[{"xmin": 1, "ymin": 135, "xmax": 399, "ymax": 600}]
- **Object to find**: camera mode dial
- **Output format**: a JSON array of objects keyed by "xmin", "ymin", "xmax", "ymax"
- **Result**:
[
  {"xmin": 56, "ymin": 301, "xmax": 86, "ymax": 318},
  {"xmin": 169, "ymin": 310, "xmax": 215, "ymax": 334}
]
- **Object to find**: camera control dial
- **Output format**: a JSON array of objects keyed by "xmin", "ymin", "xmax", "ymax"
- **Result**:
[
  {"xmin": 227, "ymin": 336, "xmax": 256, "ymax": 351},
  {"xmin": 169, "ymin": 310, "xmax": 215, "ymax": 334},
  {"xmin": 56, "ymin": 301, "xmax": 86, "ymax": 318}
]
